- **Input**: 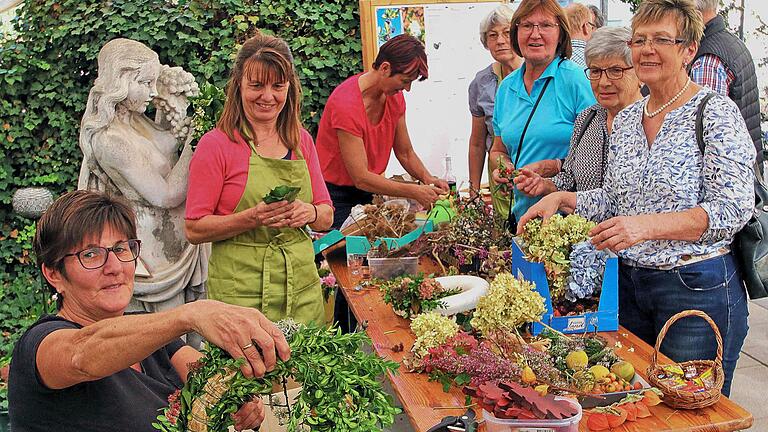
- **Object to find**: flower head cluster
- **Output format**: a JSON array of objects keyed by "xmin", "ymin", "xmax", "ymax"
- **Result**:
[
  {"xmin": 410, "ymin": 312, "xmax": 459, "ymax": 359},
  {"xmin": 565, "ymin": 241, "xmax": 607, "ymax": 302},
  {"xmin": 520, "ymin": 214, "xmax": 596, "ymax": 302},
  {"xmin": 419, "ymin": 278, "xmax": 442, "ymax": 299},
  {"xmin": 164, "ymin": 389, "xmax": 182, "ymax": 425},
  {"xmin": 471, "ymin": 273, "xmax": 546, "ymax": 336}
]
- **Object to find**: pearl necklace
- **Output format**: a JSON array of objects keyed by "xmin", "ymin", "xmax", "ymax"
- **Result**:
[{"xmin": 644, "ymin": 78, "xmax": 692, "ymax": 118}]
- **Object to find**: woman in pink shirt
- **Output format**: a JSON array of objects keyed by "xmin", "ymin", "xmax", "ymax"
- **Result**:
[
  {"xmin": 185, "ymin": 33, "xmax": 333, "ymax": 325},
  {"xmin": 316, "ymin": 34, "xmax": 449, "ymax": 229}
]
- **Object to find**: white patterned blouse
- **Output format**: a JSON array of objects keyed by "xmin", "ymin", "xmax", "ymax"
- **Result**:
[{"xmin": 576, "ymin": 89, "xmax": 755, "ymax": 268}]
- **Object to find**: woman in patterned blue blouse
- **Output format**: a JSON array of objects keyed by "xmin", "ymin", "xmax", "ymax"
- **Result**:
[{"xmin": 518, "ymin": 0, "xmax": 754, "ymax": 396}]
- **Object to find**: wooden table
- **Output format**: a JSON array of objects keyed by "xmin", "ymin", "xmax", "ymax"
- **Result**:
[{"xmin": 326, "ymin": 251, "xmax": 754, "ymax": 432}]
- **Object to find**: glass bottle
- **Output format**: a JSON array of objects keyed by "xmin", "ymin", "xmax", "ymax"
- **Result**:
[{"xmin": 443, "ymin": 155, "xmax": 457, "ymax": 197}]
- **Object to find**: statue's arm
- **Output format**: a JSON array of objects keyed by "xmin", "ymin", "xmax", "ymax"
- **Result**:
[{"xmin": 92, "ymin": 131, "xmax": 193, "ymax": 208}]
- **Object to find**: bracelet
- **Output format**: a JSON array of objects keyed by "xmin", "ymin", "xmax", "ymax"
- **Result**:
[{"xmin": 309, "ymin": 204, "xmax": 318, "ymax": 225}]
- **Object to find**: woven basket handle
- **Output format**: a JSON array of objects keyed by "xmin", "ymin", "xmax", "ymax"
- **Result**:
[{"xmin": 650, "ymin": 309, "xmax": 724, "ymax": 368}]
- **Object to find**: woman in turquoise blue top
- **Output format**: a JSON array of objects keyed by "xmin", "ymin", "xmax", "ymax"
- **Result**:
[{"xmin": 489, "ymin": 0, "xmax": 596, "ymax": 230}]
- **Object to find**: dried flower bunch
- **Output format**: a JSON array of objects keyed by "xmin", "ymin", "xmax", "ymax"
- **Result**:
[
  {"xmin": 404, "ymin": 196, "xmax": 511, "ymax": 277},
  {"xmin": 408, "ymin": 312, "xmax": 459, "ymax": 360},
  {"xmin": 377, "ymin": 274, "xmax": 461, "ymax": 319},
  {"xmin": 519, "ymin": 215, "xmax": 596, "ymax": 302},
  {"xmin": 349, "ymin": 196, "xmax": 416, "ymax": 241},
  {"xmin": 153, "ymin": 321, "xmax": 400, "ymax": 432},
  {"xmin": 471, "ymin": 273, "xmax": 546, "ymax": 337}
]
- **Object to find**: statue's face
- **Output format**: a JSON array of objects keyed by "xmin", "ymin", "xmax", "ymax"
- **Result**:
[{"xmin": 122, "ymin": 60, "xmax": 160, "ymax": 114}]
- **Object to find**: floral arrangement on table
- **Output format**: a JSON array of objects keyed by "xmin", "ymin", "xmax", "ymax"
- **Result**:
[
  {"xmin": 376, "ymin": 273, "xmax": 462, "ymax": 319},
  {"xmin": 153, "ymin": 320, "xmax": 400, "ymax": 432},
  {"xmin": 395, "ymin": 273, "xmax": 661, "ymax": 423},
  {"xmin": 403, "ymin": 196, "xmax": 512, "ymax": 278},
  {"xmin": 520, "ymin": 214, "xmax": 608, "ymax": 315}
]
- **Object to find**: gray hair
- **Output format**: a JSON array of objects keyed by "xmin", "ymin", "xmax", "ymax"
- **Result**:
[
  {"xmin": 479, "ymin": 5, "xmax": 515, "ymax": 48},
  {"xmin": 585, "ymin": 26, "xmax": 633, "ymax": 67},
  {"xmin": 588, "ymin": 5, "xmax": 605, "ymax": 28},
  {"xmin": 694, "ymin": 0, "xmax": 718, "ymax": 12}
]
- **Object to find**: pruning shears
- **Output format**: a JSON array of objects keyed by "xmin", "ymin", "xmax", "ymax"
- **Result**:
[{"xmin": 427, "ymin": 409, "xmax": 477, "ymax": 432}]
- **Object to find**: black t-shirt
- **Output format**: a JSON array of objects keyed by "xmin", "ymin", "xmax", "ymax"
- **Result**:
[{"xmin": 8, "ymin": 314, "xmax": 185, "ymax": 432}]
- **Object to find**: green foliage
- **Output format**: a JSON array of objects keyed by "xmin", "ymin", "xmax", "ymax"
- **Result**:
[
  {"xmin": 0, "ymin": 0, "xmax": 361, "ymax": 369},
  {"xmin": 154, "ymin": 323, "xmax": 401, "ymax": 432}
]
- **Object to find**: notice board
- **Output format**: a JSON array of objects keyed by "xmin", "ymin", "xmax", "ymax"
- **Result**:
[{"xmin": 360, "ymin": 0, "xmax": 515, "ymax": 188}]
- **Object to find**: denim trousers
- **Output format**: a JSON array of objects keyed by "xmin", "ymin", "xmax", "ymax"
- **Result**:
[{"xmin": 619, "ymin": 253, "xmax": 749, "ymax": 396}]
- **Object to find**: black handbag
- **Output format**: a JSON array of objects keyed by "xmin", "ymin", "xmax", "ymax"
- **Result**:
[{"xmin": 696, "ymin": 93, "xmax": 768, "ymax": 299}]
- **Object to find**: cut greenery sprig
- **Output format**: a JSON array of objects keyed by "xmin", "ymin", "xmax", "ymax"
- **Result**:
[{"xmin": 153, "ymin": 321, "xmax": 401, "ymax": 432}]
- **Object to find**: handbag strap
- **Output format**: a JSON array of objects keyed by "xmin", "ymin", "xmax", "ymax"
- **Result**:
[
  {"xmin": 695, "ymin": 93, "xmax": 717, "ymax": 154},
  {"xmin": 514, "ymin": 76, "xmax": 553, "ymax": 167},
  {"xmin": 574, "ymin": 108, "xmax": 598, "ymax": 147},
  {"xmin": 696, "ymin": 93, "xmax": 768, "ymax": 211}
]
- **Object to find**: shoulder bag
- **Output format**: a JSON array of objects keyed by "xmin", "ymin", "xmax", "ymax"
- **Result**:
[{"xmin": 696, "ymin": 93, "xmax": 768, "ymax": 299}]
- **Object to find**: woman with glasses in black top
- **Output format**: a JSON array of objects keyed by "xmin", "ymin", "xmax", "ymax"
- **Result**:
[{"xmin": 8, "ymin": 190, "xmax": 289, "ymax": 432}]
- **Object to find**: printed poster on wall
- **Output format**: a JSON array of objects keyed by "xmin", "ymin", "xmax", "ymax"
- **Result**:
[{"xmin": 376, "ymin": 6, "xmax": 426, "ymax": 46}]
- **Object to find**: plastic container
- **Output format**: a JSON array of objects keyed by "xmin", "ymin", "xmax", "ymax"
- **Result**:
[
  {"xmin": 482, "ymin": 397, "xmax": 582, "ymax": 432},
  {"xmin": 368, "ymin": 256, "xmax": 418, "ymax": 280}
]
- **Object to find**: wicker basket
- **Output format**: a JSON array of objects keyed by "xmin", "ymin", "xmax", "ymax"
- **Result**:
[{"xmin": 646, "ymin": 310, "xmax": 725, "ymax": 409}]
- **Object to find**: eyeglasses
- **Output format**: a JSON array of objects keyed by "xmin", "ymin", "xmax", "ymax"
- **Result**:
[
  {"xmin": 628, "ymin": 37, "xmax": 686, "ymax": 49},
  {"xmin": 586, "ymin": 22, "xmax": 598, "ymax": 29},
  {"xmin": 585, "ymin": 66, "xmax": 634, "ymax": 81},
  {"xmin": 517, "ymin": 22, "xmax": 559, "ymax": 34},
  {"xmin": 62, "ymin": 239, "xmax": 141, "ymax": 270},
  {"xmin": 487, "ymin": 30, "xmax": 511, "ymax": 42}
]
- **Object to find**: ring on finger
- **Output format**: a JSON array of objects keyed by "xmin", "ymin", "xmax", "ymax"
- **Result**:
[{"xmin": 242, "ymin": 342, "xmax": 254, "ymax": 350}]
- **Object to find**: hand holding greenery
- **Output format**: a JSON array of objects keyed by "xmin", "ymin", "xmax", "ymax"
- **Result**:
[
  {"xmin": 153, "ymin": 320, "xmax": 400, "ymax": 432},
  {"xmin": 263, "ymin": 185, "xmax": 301, "ymax": 204}
]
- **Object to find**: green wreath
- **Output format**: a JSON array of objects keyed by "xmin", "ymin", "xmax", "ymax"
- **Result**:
[{"xmin": 153, "ymin": 321, "xmax": 401, "ymax": 432}]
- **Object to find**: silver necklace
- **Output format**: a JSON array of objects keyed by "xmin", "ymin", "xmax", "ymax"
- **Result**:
[{"xmin": 644, "ymin": 78, "xmax": 691, "ymax": 118}]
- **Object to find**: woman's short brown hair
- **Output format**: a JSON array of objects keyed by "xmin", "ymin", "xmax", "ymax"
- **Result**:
[
  {"xmin": 34, "ymin": 190, "xmax": 137, "ymax": 309},
  {"xmin": 372, "ymin": 34, "xmax": 428, "ymax": 81},
  {"xmin": 217, "ymin": 32, "xmax": 303, "ymax": 150},
  {"xmin": 510, "ymin": 0, "xmax": 573, "ymax": 60},
  {"xmin": 632, "ymin": 0, "xmax": 704, "ymax": 46}
]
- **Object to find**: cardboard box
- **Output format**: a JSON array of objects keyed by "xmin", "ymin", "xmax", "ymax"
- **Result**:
[{"xmin": 511, "ymin": 237, "xmax": 618, "ymax": 335}]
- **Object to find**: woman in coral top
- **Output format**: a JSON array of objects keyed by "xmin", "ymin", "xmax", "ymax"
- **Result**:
[
  {"xmin": 185, "ymin": 33, "xmax": 333, "ymax": 325},
  {"xmin": 316, "ymin": 34, "xmax": 449, "ymax": 229}
]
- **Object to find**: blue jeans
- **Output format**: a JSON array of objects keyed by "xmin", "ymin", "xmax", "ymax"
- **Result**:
[{"xmin": 619, "ymin": 253, "xmax": 749, "ymax": 396}]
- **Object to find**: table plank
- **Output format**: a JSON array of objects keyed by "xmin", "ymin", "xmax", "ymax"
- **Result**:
[{"xmin": 326, "ymin": 251, "xmax": 753, "ymax": 432}]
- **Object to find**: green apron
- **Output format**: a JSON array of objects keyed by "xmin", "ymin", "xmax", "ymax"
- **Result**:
[
  {"xmin": 207, "ymin": 141, "xmax": 324, "ymax": 325},
  {"xmin": 489, "ymin": 62, "xmax": 512, "ymax": 222}
]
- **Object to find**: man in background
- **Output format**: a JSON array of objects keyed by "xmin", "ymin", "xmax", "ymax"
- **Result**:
[
  {"xmin": 565, "ymin": 2, "xmax": 598, "ymax": 67},
  {"xmin": 588, "ymin": 4, "xmax": 605, "ymax": 29},
  {"xmin": 692, "ymin": 0, "xmax": 763, "ymax": 168}
]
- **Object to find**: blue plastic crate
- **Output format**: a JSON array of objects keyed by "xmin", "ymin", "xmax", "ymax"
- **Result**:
[
  {"xmin": 511, "ymin": 237, "xmax": 618, "ymax": 335},
  {"xmin": 345, "ymin": 220, "xmax": 434, "ymax": 256}
]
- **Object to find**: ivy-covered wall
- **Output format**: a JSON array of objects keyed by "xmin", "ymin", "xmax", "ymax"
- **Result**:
[{"xmin": 0, "ymin": 0, "xmax": 362, "ymax": 364}]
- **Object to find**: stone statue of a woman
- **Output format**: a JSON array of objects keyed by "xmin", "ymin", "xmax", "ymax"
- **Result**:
[{"xmin": 79, "ymin": 38, "xmax": 209, "ymax": 320}]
